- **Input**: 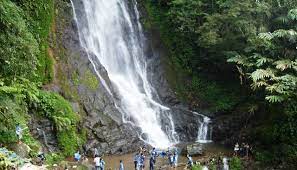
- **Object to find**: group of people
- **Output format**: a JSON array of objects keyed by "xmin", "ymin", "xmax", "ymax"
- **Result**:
[
  {"xmin": 133, "ymin": 146, "xmax": 181, "ymax": 170},
  {"xmin": 233, "ymin": 142, "xmax": 252, "ymax": 158},
  {"xmin": 88, "ymin": 146, "xmax": 196, "ymax": 170}
]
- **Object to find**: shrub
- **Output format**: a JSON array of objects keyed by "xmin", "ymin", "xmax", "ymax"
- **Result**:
[{"xmin": 229, "ymin": 157, "xmax": 243, "ymax": 170}]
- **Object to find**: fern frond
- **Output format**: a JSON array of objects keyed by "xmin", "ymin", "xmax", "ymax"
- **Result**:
[
  {"xmin": 274, "ymin": 59, "xmax": 294, "ymax": 71},
  {"xmin": 252, "ymin": 53, "xmax": 272, "ymax": 66},
  {"xmin": 250, "ymin": 69, "xmax": 275, "ymax": 82},
  {"xmin": 227, "ymin": 55, "xmax": 252, "ymax": 66},
  {"xmin": 265, "ymin": 95, "xmax": 285, "ymax": 103},
  {"xmin": 251, "ymin": 81, "xmax": 268, "ymax": 90},
  {"xmin": 258, "ymin": 32, "xmax": 273, "ymax": 40}
]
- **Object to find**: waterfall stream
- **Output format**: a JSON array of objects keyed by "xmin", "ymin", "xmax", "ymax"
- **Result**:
[
  {"xmin": 71, "ymin": 0, "xmax": 178, "ymax": 148},
  {"xmin": 192, "ymin": 112, "xmax": 212, "ymax": 143}
]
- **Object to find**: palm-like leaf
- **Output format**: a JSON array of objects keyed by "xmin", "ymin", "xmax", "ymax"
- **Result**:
[
  {"xmin": 250, "ymin": 69, "xmax": 275, "ymax": 82},
  {"xmin": 265, "ymin": 95, "xmax": 285, "ymax": 103},
  {"xmin": 274, "ymin": 59, "xmax": 294, "ymax": 71}
]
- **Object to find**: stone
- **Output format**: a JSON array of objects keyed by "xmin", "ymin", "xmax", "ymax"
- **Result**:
[
  {"xmin": 9, "ymin": 143, "xmax": 31, "ymax": 158},
  {"xmin": 186, "ymin": 143, "xmax": 204, "ymax": 156}
]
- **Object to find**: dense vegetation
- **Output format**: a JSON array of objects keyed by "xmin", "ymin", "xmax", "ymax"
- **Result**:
[
  {"xmin": 0, "ymin": 0, "xmax": 85, "ymax": 162},
  {"xmin": 145, "ymin": 0, "xmax": 297, "ymax": 168}
]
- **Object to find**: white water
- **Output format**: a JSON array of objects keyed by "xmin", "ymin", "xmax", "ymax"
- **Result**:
[
  {"xmin": 192, "ymin": 112, "xmax": 212, "ymax": 143},
  {"xmin": 71, "ymin": 0, "xmax": 177, "ymax": 148},
  {"xmin": 223, "ymin": 157, "xmax": 229, "ymax": 170}
]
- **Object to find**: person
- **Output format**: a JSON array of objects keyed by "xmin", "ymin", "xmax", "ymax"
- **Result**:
[
  {"xmin": 134, "ymin": 152, "xmax": 139, "ymax": 170},
  {"xmin": 139, "ymin": 153, "xmax": 145, "ymax": 170},
  {"xmin": 160, "ymin": 150, "xmax": 166, "ymax": 158},
  {"xmin": 16, "ymin": 124, "xmax": 23, "ymax": 144},
  {"xmin": 173, "ymin": 152, "xmax": 178, "ymax": 168},
  {"xmin": 100, "ymin": 158, "xmax": 105, "ymax": 170},
  {"xmin": 187, "ymin": 154, "xmax": 193, "ymax": 168},
  {"xmin": 94, "ymin": 155, "xmax": 101, "ymax": 170},
  {"xmin": 149, "ymin": 156, "xmax": 155, "ymax": 170},
  {"xmin": 233, "ymin": 142, "xmax": 239, "ymax": 156},
  {"xmin": 74, "ymin": 151, "xmax": 81, "ymax": 162},
  {"xmin": 150, "ymin": 148, "xmax": 158, "ymax": 159},
  {"xmin": 168, "ymin": 153, "xmax": 173, "ymax": 167},
  {"xmin": 119, "ymin": 160, "xmax": 124, "ymax": 170},
  {"xmin": 244, "ymin": 143, "xmax": 250, "ymax": 158},
  {"xmin": 239, "ymin": 143, "xmax": 245, "ymax": 157}
]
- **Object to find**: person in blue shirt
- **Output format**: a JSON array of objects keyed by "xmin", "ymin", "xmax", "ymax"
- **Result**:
[
  {"xmin": 119, "ymin": 160, "xmax": 124, "ymax": 170},
  {"xmin": 139, "ymin": 153, "xmax": 145, "ymax": 170},
  {"xmin": 173, "ymin": 152, "xmax": 178, "ymax": 168},
  {"xmin": 150, "ymin": 148, "xmax": 157, "ymax": 159},
  {"xmin": 100, "ymin": 158, "xmax": 105, "ymax": 170},
  {"xmin": 74, "ymin": 151, "xmax": 81, "ymax": 162},
  {"xmin": 134, "ymin": 152, "xmax": 139, "ymax": 170}
]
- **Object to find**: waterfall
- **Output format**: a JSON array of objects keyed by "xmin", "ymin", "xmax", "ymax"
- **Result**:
[
  {"xmin": 192, "ymin": 112, "xmax": 212, "ymax": 143},
  {"xmin": 36, "ymin": 128, "xmax": 53, "ymax": 152},
  {"xmin": 71, "ymin": 0, "xmax": 178, "ymax": 148}
]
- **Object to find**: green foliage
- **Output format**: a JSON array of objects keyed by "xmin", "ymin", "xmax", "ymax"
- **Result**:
[
  {"xmin": 190, "ymin": 76, "xmax": 239, "ymax": 111},
  {"xmin": 192, "ymin": 164, "xmax": 203, "ymax": 170},
  {"xmin": 35, "ymin": 91, "xmax": 84, "ymax": 156},
  {"xmin": 45, "ymin": 153, "xmax": 65, "ymax": 165},
  {"xmin": 228, "ymin": 12, "xmax": 297, "ymax": 103},
  {"xmin": 0, "ymin": 0, "xmax": 39, "ymax": 80},
  {"xmin": 0, "ymin": 80, "xmax": 85, "ymax": 157},
  {"xmin": 11, "ymin": 0, "xmax": 55, "ymax": 83},
  {"xmin": 229, "ymin": 157, "xmax": 243, "ymax": 170}
]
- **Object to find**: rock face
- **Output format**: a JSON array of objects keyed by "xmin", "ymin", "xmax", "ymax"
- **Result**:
[{"xmin": 28, "ymin": 115, "xmax": 58, "ymax": 152}]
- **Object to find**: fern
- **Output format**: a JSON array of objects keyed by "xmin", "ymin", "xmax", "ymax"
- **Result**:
[
  {"xmin": 265, "ymin": 95, "xmax": 285, "ymax": 103},
  {"xmin": 258, "ymin": 32, "xmax": 273, "ymax": 40},
  {"xmin": 227, "ymin": 55, "xmax": 252, "ymax": 66},
  {"xmin": 252, "ymin": 53, "xmax": 272, "ymax": 66},
  {"xmin": 250, "ymin": 69, "xmax": 275, "ymax": 82},
  {"xmin": 274, "ymin": 60, "xmax": 294, "ymax": 71}
]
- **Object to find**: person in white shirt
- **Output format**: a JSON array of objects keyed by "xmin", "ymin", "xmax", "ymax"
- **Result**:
[{"xmin": 94, "ymin": 155, "xmax": 101, "ymax": 170}]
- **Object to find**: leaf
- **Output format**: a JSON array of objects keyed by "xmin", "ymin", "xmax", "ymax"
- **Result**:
[
  {"xmin": 274, "ymin": 60, "xmax": 294, "ymax": 71},
  {"xmin": 265, "ymin": 95, "xmax": 285, "ymax": 103},
  {"xmin": 227, "ymin": 55, "xmax": 252, "ymax": 66},
  {"xmin": 250, "ymin": 69, "xmax": 275, "ymax": 82}
]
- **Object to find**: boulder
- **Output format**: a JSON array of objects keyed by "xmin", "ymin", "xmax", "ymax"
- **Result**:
[
  {"xmin": 9, "ymin": 143, "xmax": 31, "ymax": 158},
  {"xmin": 186, "ymin": 143, "xmax": 204, "ymax": 156}
]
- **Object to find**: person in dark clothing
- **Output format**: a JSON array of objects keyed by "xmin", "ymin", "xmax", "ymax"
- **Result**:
[{"xmin": 149, "ymin": 156, "xmax": 155, "ymax": 170}]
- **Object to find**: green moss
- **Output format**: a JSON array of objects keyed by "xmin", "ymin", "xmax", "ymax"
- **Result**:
[
  {"xmin": 57, "ymin": 66, "xmax": 79, "ymax": 100},
  {"xmin": 80, "ymin": 69, "xmax": 99, "ymax": 90}
]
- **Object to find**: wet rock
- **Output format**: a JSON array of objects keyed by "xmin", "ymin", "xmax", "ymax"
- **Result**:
[{"xmin": 186, "ymin": 143, "xmax": 204, "ymax": 156}]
